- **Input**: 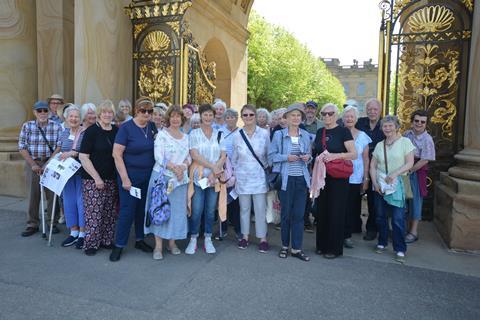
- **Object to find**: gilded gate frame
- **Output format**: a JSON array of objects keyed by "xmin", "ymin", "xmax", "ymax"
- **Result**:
[{"xmin": 377, "ymin": 0, "xmax": 474, "ymax": 219}]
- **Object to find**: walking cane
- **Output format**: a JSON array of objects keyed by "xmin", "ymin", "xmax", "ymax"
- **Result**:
[
  {"xmin": 40, "ymin": 185, "xmax": 46, "ymax": 239},
  {"xmin": 47, "ymin": 193, "xmax": 57, "ymax": 247}
]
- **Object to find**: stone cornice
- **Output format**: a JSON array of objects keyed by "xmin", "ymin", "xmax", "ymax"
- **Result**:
[{"xmin": 191, "ymin": 0, "xmax": 250, "ymax": 43}]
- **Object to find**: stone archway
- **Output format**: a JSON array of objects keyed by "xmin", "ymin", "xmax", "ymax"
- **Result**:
[{"xmin": 204, "ymin": 38, "xmax": 232, "ymax": 106}]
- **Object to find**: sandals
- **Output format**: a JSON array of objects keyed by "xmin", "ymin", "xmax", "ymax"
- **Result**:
[
  {"xmin": 405, "ymin": 233, "xmax": 418, "ymax": 244},
  {"xmin": 278, "ymin": 247, "xmax": 288, "ymax": 258},
  {"xmin": 291, "ymin": 250, "xmax": 310, "ymax": 262}
]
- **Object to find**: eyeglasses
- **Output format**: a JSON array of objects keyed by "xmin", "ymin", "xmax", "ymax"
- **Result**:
[
  {"xmin": 321, "ymin": 111, "xmax": 335, "ymax": 117},
  {"xmin": 36, "ymin": 108, "xmax": 49, "ymax": 113},
  {"xmin": 138, "ymin": 108, "xmax": 154, "ymax": 115},
  {"xmin": 414, "ymin": 119, "xmax": 426, "ymax": 124},
  {"xmin": 242, "ymin": 113, "xmax": 256, "ymax": 118},
  {"xmin": 50, "ymin": 101, "xmax": 62, "ymax": 105}
]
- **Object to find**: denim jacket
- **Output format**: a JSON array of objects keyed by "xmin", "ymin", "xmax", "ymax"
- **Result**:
[{"xmin": 268, "ymin": 128, "xmax": 312, "ymax": 191}]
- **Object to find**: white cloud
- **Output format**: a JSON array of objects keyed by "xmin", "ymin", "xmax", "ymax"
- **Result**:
[{"xmin": 252, "ymin": 0, "xmax": 382, "ymax": 66}]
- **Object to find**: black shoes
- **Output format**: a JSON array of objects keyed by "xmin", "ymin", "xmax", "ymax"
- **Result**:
[
  {"xmin": 75, "ymin": 237, "xmax": 84, "ymax": 250},
  {"xmin": 85, "ymin": 248, "xmax": 97, "ymax": 256},
  {"xmin": 109, "ymin": 246, "xmax": 123, "ymax": 262},
  {"xmin": 304, "ymin": 224, "xmax": 314, "ymax": 233},
  {"xmin": 363, "ymin": 231, "xmax": 377, "ymax": 241},
  {"xmin": 61, "ymin": 236, "xmax": 78, "ymax": 247},
  {"xmin": 135, "ymin": 240, "xmax": 153, "ymax": 253},
  {"xmin": 21, "ymin": 227, "xmax": 39, "ymax": 237}
]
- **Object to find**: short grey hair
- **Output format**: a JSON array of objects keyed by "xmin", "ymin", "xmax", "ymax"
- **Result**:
[
  {"xmin": 365, "ymin": 98, "xmax": 382, "ymax": 110},
  {"xmin": 224, "ymin": 108, "xmax": 238, "ymax": 118},
  {"xmin": 190, "ymin": 113, "xmax": 200, "ymax": 125},
  {"xmin": 342, "ymin": 105, "xmax": 359, "ymax": 121},
  {"xmin": 118, "ymin": 99, "xmax": 132, "ymax": 112},
  {"xmin": 213, "ymin": 99, "xmax": 227, "ymax": 110},
  {"xmin": 320, "ymin": 103, "xmax": 339, "ymax": 114},
  {"xmin": 64, "ymin": 104, "xmax": 80, "ymax": 119},
  {"xmin": 256, "ymin": 108, "xmax": 271, "ymax": 123},
  {"xmin": 273, "ymin": 107, "xmax": 287, "ymax": 118},
  {"xmin": 380, "ymin": 115, "xmax": 401, "ymax": 129},
  {"xmin": 80, "ymin": 103, "xmax": 96, "ymax": 122}
]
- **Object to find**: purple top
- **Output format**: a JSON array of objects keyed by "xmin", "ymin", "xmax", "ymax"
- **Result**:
[{"xmin": 403, "ymin": 130, "xmax": 435, "ymax": 161}]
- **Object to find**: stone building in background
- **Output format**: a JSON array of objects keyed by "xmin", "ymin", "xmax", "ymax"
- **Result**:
[{"xmin": 322, "ymin": 58, "xmax": 378, "ymax": 114}]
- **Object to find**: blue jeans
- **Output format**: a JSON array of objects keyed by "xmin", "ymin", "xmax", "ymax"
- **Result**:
[
  {"xmin": 374, "ymin": 192, "xmax": 407, "ymax": 253},
  {"xmin": 189, "ymin": 185, "xmax": 218, "ymax": 237},
  {"xmin": 408, "ymin": 172, "xmax": 423, "ymax": 221},
  {"xmin": 278, "ymin": 176, "xmax": 307, "ymax": 250},
  {"xmin": 115, "ymin": 170, "xmax": 150, "ymax": 247}
]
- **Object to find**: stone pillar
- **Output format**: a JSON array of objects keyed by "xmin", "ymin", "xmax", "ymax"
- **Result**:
[
  {"xmin": 74, "ymin": 0, "xmax": 132, "ymax": 106},
  {"xmin": 434, "ymin": 5, "xmax": 480, "ymax": 251},
  {"xmin": 36, "ymin": 0, "xmax": 74, "ymax": 102}
]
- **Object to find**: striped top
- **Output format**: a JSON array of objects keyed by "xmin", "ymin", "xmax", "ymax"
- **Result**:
[{"xmin": 288, "ymin": 141, "xmax": 304, "ymax": 176}]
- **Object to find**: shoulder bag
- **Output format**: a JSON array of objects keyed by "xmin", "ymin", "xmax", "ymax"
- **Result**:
[
  {"xmin": 384, "ymin": 139, "xmax": 413, "ymax": 199},
  {"xmin": 322, "ymin": 128, "xmax": 353, "ymax": 179},
  {"xmin": 266, "ymin": 130, "xmax": 284, "ymax": 190},
  {"xmin": 239, "ymin": 129, "xmax": 270, "ymax": 188}
]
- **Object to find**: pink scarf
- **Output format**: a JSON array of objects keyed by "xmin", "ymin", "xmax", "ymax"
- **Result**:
[{"xmin": 309, "ymin": 153, "xmax": 327, "ymax": 201}]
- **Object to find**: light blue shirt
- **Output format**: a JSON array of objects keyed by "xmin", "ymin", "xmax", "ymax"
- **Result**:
[
  {"xmin": 350, "ymin": 131, "xmax": 372, "ymax": 184},
  {"xmin": 268, "ymin": 128, "xmax": 312, "ymax": 191},
  {"xmin": 219, "ymin": 127, "xmax": 239, "ymax": 159}
]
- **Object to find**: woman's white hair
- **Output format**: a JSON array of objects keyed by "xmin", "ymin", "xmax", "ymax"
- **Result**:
[
  {"xmin": 213, "ymin": 99, "xmax": 227, "ymax": 110},
  {"xmin": 118, "ymin": 99, "xmax": 132, "ymax": 112},
  {"xmin": 273, "ymin": 107, "xmax": 287, "ymax": 118},
  {"xmin": 256, "ymin": 108, "xmax": 271, "ymax": 123},
  {"xmin": 64, "ymin": 104, "xmax": 80, "ymax": 119},
  {"xmin": 320, "ymin": 103, "xmax": 339, "ymax": 114},
  {"xmin": 342, "ymin": 105, "xmax": 359, "ymax": 121},
  {"xmin": 80, "ymin": 103, "xmax": 96, "ymax": 122}
]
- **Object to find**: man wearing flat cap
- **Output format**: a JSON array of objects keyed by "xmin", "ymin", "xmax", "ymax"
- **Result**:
[
  {"xmin": 18, "ymin": 101, "xmax": 63, "ymax": 237},
  {"xmin": 47, "ymin": 94, "xmax": 64, "ymax": 124}
]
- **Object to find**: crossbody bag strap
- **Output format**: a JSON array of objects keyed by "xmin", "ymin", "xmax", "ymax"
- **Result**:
[
  {"xmin": 240, "ymin": 129, "xmax": 266, "ymax": 170},
  {"xmin": 321, "ymin": 127, "xmax": 327, "ymax": 151},
  {"xmin": 38, "ymin": 125, "xmax": 54, "ymax": 153},
  {"xmin": 383, "ymin": 140, "xmax": 388, "ymax": 174}
]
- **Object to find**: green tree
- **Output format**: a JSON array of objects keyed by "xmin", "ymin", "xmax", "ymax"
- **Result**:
[{"xmin": 247, "ymin": 12, "xmax": 346, "ymax": 110}]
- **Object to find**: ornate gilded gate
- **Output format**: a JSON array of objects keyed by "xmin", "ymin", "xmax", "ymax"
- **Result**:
[
  {"xmin": 125, "ymin": 0, "xmax": 216, "ymax": 105},
  {"xmin": 377, "ymin": 0, "xmax": 474, "ymax": 219}
]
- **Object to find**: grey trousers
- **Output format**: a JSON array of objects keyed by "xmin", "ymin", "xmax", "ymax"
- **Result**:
[
  {"xmin": 25, "ymin": 161, "xmax": 59, "ymax": 228},
  {"xmin": 239, "ymin": 193, "xmax": 267, "ymax": 239}
]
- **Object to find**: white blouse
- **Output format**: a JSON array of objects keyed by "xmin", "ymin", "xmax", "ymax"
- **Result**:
[
  {"xmin": 153, "ymin": 130, "xmax": 191, "ymax": 185},
  {"xmin": 189, "ymin": 127, "xmax": 226, "ymax": 183},
  {"xmin": 232, "ymin": 126, "xmax": 270, "ymax": 194}
]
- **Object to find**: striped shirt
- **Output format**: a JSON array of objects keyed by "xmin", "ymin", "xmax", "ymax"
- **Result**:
[
  {"xmin": 18, "ymin": 120, "xmax": 62, "ymax": 160},
  {"xmin": 58, "ymin": 128, "xmax": 85, "ymax": 153},
  {"xmin": 288, "ymin": 142, "xmax": 304, "ymax": 176}
]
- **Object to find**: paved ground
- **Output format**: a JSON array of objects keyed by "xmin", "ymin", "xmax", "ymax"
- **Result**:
[{"xmin": 1, "ymin": 196, "xmax": 480, "ymax": 320}]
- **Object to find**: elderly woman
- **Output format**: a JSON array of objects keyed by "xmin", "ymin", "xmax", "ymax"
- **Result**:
[
  {"xmin": 212, "ymin": 99, "xmax": 227, "ymax": 130},
  {"xmin": 370, "ymin": 115, "xmax": 415, "ymax": 263},
  {"xmin": 190, "ymin": 113, "xmax": 201, "ymax": 131},
  {"xmin": 110, "ymin": 97, "xmax": 157, "ymax": 261},
  {"xmin": 118, "ymin": 99, "xmax": 133, "ymax": 121},
  {"xmin": 341, "ymin": 106, "xmax": 372, "ymax": 248},
  {"xmin": 218, "ymin": 108, "xmax": 241, "ymax": 239},
  {"xmin": 152, "ymin": 106, "xmax": 165, "ymax": 130},
  {"xmin": 145, "ymin": 106, "xmax": 190, "ymax": 260},
  {"xmin": 186, "ymin": 104, "xmax": 226, "ymax": 255},
  {"xmin": 256, "ymin": 108, "xmax": 271, "ymax": 129},
  {"xmin": 182, "ymin": 104, "xmax": 195, "ymax": 133},
  {"xmin": 80, "ymin": 103, "xmax": 97, "ymax": 128},
  {"xmin": 313, "ymin": 103, "xmax": 356, "ymax": 259},
  {"xmin": 78, "ymin": 100, "xmax": 118, "ymax": 256},
  {"xmin": 270, "ymin": 107, "xmax": 288, "ymax": 140},
  {"xmin": 269, "ymin": 103, "xmax": 312, "ymax": 261},
  {"xmin": 52, "ymin": 106, "xmax": 86, "ymax": 248},
  {"xmin": 233, "ymin": 104, "xmax": 270, "ymax": 251},
  {"xmin": 404, "ymin": 110, "xmax": 435, "ymax": 243}
]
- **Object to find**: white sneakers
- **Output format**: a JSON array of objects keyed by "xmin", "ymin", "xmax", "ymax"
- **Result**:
[
  {"xmin": 185, "ymin": 237, "xmax": 216, "ymax": 255},
  {"xmin": 185, "ymin": 237, "xmax": 197, "ymax": 255},
  {"xmin": 204, "ymin": 237, "xmax": 216, "ymax": 254}
]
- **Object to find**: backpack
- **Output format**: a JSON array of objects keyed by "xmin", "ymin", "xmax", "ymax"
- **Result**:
[{"xmin": 146, "ymin": 166, "xmax": 171, "ymax": 226}]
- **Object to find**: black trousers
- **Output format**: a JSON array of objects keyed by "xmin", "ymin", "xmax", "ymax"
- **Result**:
[
  {"xmin": 315, "ymin": 176, "xmax": 349, "ymax": 256},
  {"xmin": 365, "ymin": 182, "xmax": 378, "ymax": 233},
  {"xmin": 344, "ymin": 183, "xmax": 362, "ymax": 239}
]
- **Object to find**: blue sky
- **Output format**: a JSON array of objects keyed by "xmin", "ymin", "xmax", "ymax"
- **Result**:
[{"xmin": 252, "ymin": 0, "xmax": 381, "ymax": 66}]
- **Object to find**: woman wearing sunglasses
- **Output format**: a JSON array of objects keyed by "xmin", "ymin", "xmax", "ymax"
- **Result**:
[
  {"xmin": 313, "ymin": 103, "xmax": 356, "ymax": 259},
  {"xmin": 403, "ymin": 110, "xmax": 435, "ymax": 244},
  {"xmin": 110, "ymin": 97, "xmax": 158, "ymax": 262}
]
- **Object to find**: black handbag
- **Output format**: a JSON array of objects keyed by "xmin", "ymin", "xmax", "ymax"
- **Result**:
[{"xmin": 266, "ymin": 130, "xmax": 284, "ymax": 191}]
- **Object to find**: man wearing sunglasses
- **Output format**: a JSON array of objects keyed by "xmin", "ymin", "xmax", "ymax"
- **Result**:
[
  {"xmin": 403, "ymin": 109, "xmax": 435, "ymax": 244},
  {"xmin": 355, "ymin": 98, "xmax": 385, "ymax": 241},
  {"xmin": 18, "ymin": 101, "xmax": 63, "ymax": 237}
]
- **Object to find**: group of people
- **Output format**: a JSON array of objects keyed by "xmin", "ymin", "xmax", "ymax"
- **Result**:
[{"xmin": 18, "ymin": 94, "xmax": 435, "ymax": 263}]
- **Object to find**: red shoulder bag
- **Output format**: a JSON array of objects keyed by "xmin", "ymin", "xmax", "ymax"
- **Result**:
[{"xmin": 322, "ymin": 128, "xmax": 353, "ymax": 179}]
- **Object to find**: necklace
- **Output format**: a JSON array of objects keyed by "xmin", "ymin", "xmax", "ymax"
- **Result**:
[
  {"xmin": 139, "ymin": 125, "xmax": 148, "ymax": 139},
  {"xmin": 385, "ymin": 135, "xmax": 400, "ymax": 146}
]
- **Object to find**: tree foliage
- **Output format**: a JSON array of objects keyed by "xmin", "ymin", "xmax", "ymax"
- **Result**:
[{"xmin": 247, "ymin": 12, "xmax": 346, "ymax": 110}]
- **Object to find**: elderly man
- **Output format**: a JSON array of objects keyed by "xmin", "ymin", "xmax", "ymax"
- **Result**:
[
  {"xmin": 355, "ymin": 98, "xmax": 385, "ymax": 241},
  {"xmin": 18, "ymin": 101, "xmax": 63, "ymax": 237},
  {"xmin": 47, "ymin": 94, "xmax": 64, "ymax": 124},
  {"xmin": 212, "ymin": 98, "xmax": 227, "ymax": 130},
  {"xmin": 303, "ymin": 100, "xmax": 324, "ymax": 135}
]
